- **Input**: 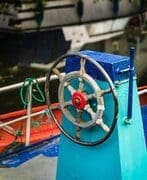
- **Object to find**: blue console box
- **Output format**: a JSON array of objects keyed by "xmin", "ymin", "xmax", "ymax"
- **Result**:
[
  {"xmin": 56, "ymin": 50, "xmax": 147, "ymax": 180},
  {"xmin": 65, "ymin": 50, "xmax": 133, "ymax": 83}
]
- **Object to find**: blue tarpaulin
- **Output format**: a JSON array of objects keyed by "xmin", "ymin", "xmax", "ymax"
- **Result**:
[{"xmin": 0, "ymin": 135, "xmax": 60, "ymax": 168}]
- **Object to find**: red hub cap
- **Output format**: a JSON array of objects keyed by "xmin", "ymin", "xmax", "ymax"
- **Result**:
[{"xmin": 72, "ymin": 92, "xmax": 87, "ymax": 110}]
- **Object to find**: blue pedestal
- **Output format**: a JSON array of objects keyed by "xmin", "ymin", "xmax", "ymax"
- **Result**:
[{"xmin": 56, "ymin": 51, "xmax": 147, "ymax": 180}]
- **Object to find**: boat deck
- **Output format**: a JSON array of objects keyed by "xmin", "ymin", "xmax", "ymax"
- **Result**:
[
  {"xmin": 0, "ymin": 15, "xmax": 147, "ymax": 180},
  {"xmin": 0, "ymin": 156, "xmax": 57, "ymax": 180}
]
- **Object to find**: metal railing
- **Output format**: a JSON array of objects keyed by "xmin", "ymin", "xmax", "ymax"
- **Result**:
[
  {"xmin": 138, "ymin": 88, "xmax": 147, "ymax": 95},
  {"xmin": 0, "ymin": 73, "xmax": 64, "ymax": 146},
  {"xmin": 0, "ymin": 73, "xmax": 65, "ymax": 94}
]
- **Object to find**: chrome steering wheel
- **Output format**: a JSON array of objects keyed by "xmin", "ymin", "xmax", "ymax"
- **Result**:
[{"xmin": 45, "ymin": 53, "xmax": 118, "ymax": 146}]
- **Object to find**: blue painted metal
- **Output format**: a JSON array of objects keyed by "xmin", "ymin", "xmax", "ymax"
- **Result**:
[
  {"xmin": 141, "ymin": 105, "xmax": 147, "ymax": 146},
  {"xmin": 57, "ymin": 50, "xmax": 147, "ymax": 180},
  {"xmin": 127, "ymin": 47, "xmax": 135, "ymax": 120},
  {"xmin": 0, "ymin": 135, "xmax": 60, "ymax": 168},
  {"xmin": 65, "ymin": 50, "xmax": 131, "ymax": 83},
  {"xmin": 116, "ymin": 82, "xmax": 147, "ymax": 179}
]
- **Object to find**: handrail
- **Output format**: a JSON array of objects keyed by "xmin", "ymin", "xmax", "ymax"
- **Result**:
[
  {"xmin": 138, "ymin": 86, "xmax": 147, "ymax": 96},
  {"xmin": 0, "ymin": 73, "xmax": 65, "ymax": 94},
  {"xmin": 0, "ymin": 104, "xmax": 59, "ymax": 129},
  {"xmin": 138, "ymin": 89, "xmax": 147, "ymax": 96},
  {"xmin": 0, "ymin": 109, "xmax": 46, "ymax": 128}
]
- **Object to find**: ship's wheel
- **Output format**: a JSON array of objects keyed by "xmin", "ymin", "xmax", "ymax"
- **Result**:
[{"xmin": 45, "ymin": 53, "xmax": 118, "ymax": 146}]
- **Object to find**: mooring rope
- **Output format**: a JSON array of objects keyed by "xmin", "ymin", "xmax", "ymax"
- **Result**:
[{"xmin": 20, "ymin": 77, "xmax": 45, "ymax": 108}]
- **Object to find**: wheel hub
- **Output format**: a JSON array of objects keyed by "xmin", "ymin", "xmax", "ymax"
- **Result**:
[{"xmin": 72, "ymin": 91, "xmax": 87, "ymax": 110}]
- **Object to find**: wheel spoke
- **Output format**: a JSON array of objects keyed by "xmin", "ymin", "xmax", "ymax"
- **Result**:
[
  {"xmin": 64, "ymin": 83, "xmax": 76, "ymax": 95},
  {"xmin": 52, "ymin": 68, "xmax": 63, "ymax": 81},
  {"xmin": 74, "ymin": 111, "xmax": 82, "ymax": 139},
  {"xmin": 76, "ymin": 110, "xmax": 82, "ymax": 123},
  {"xmin": 86, "ymin": 93, "xmax": 96, "ymax": 101},
  {"xmin": 61, "ymin": 100, "xmax": 72, "ymax": 108},
  {"xmin": 79, "ymin": 58, "xmax": 86, "ymax": 75},
  {"xmin": 101, "ymin": 88, "xmax": 112, "ymax": 96},
  {"xmin": 96, "ymin": 118, "xmax": 110, "ymax": 132},
  {"xmin": 78, "ymin": 78, "xmax": 84, "ymax": 92},
  {"xmin": 76, "ymin": 126, "xmax": 81, "ymax": 140},
  {"xmin": 84, "ymin": 104, "xmax": 96, "ymax": 119}
]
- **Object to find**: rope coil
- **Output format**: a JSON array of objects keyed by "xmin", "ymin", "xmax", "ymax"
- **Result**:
[{"xmin": 20, "ymin": 77, "xmax": 45, "ymax": 108}]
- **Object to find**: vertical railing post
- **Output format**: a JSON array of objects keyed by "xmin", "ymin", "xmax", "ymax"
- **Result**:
[
  {"xmin": 25, "ymin": 82, "xmax": 32, "ymax": 146},
  {"xmin": 127, "ymin": 47, "xmax": 135, "ymax": 121}
]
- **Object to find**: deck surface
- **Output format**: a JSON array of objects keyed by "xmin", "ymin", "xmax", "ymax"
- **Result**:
[{"xmin": 0, "ymin": 156, "xmax": 57, "ymax": 180}]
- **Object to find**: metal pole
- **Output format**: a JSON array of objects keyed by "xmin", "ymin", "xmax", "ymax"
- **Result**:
[
  {"xmin": 0, "ymin": 121, "xmax": 16, "ymax": 135},
  {"xmin": 127, "ymin": 47, "xmax": 135, "ymax": 120},
  {"xmin": 0, "ymin": 73, "xmax": 65, "ymax": 94},
  {"xmin": 25, "ymin": 83, "xmax": 32, "ymax": 146},
  {"xmin": 0, "ymin": 110, "xmax": 45, "ymax": 128},
  {"xmin": 0, "ymin": 105, "xmax": 58, "ymax": 128}
]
